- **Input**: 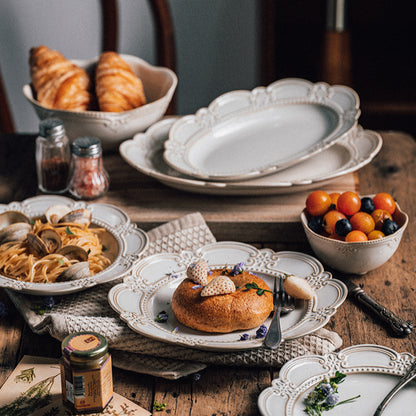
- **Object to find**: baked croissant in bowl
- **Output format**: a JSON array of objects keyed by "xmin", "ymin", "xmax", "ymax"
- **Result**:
[
  {"xmin": 95, "ymin": 51, "xmax": 146, "ymax": 112},
  {"xmin": 29, "ymin": 45, "xmax": 93, "ymax": 111}
]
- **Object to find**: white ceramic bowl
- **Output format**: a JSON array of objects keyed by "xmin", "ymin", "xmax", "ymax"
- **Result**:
[
  {"xmin": 23, "ymin": 54, "xmax": 177, "ymax": 151},
  {"xmin": 300, "ymin": 198, "xmax": 408, "ymax": 274}
]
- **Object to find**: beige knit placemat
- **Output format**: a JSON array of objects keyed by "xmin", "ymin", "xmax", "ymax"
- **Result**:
[{"xmin": 7, "ymin": 212, "xmax": 342, "ymax": 379}]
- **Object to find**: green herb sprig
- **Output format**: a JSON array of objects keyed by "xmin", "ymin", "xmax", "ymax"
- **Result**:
[
  {"xmin": 153, "ymin": 401, "xmax": 167, "ymax": 411},
  {"xmin": 304, "ymin": 371, "xmax": 360, "ymax": 415},
  {"xmin": 244, "ymin": 282, "xmax": 273, "ymax": 296}
]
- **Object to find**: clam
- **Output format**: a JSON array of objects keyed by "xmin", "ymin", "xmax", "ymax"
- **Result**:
[
  {"xmin": 57, "ymin": 245, "xmax": 88, "ymax": 262},
  {"xmin": 27, "ymin": 232, "xmax": 49, "ymax": 257},
  {"xmin": 38, "ymin": 229, "xmax": 62, "ymax": 253},
  {"xmin": 45, "ymin": 205, "xmax": 71, "ymax": 224},
  {"xmin": 0, "ymin": 223, "xmax": 32, "ymax": 244},
  {"xmin": 0, "ymin": 211, "xmax": 31, "ymax": 228},
  {"xmin": 58, "ymin": 209, "xmax": 92, "ymax": 226},
  {"xmin": 56, "ymin": 261, "xmax": 90, "ymax": 282}
]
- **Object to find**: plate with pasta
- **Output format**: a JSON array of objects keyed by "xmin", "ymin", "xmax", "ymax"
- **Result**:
[{"xmin": 0, "ymin": 195, "xmax": 148, "ymax": 295}]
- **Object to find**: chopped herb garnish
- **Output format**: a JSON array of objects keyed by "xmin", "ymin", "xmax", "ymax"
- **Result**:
[
  {"xmin": 304, "ymin": 371, "xmax": 360, "ymax": 415},
  {"xmin": 57, "ymin": 259, "xmax": 65, "ymax": 266},
  {"xmin": 153, "ymin": 401, "xmax": 167, "ymax": 411},
  {"xmin": 87, "ymin": 248, "xmax": 91, "ymax": 255},
  {"xmin": 65, "ymin": 226, "xmax": 75, "ymax": 235},
  {"xmin": 101, "ymin": 245, "xmax": 107, "ymax": 252}
]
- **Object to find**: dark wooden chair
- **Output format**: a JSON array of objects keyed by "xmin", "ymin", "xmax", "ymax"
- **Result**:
[{"xmin": 0, "ymin": 0, "xmax": 176, "ymax": 134}]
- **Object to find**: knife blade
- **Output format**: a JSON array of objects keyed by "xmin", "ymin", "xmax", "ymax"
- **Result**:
[{"xmin": 341, "ymin": 277, "xmax": 412, "ymax": 337}]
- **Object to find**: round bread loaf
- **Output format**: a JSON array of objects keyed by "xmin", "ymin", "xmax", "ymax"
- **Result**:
[{"xmin": 172, "ymin": 269, "xmax": 273, "ymax": 333}]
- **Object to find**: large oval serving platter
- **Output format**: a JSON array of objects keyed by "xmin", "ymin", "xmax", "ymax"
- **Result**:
[
  {"xmin": 163, "ymin": 78, "xmax": 360, "ymax": 181},
  {"xmin": 108, "ymin": 241, "xmax": 347, "ymax": 351},
  {"xmin": 0, "ymin": 195, "xmax": 148, "ymax": 295},
  {"xmin": 258, "ymin": 344, "xmax": 416, "ymax": 416},
  {"xmin": 120, "ymin": 118, "xmax": 381, "ymax": 196}
]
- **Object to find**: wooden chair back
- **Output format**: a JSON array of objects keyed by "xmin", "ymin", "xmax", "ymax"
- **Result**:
[{"xmin": 0, "ymin": 0, "xmax": 176, "ymax": 134}]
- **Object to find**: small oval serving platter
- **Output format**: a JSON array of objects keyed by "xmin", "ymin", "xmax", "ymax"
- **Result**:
[
  {"xmin": 108, "ymin": 241, "xmax": 347, "ymax": 351},
  {"xmin": 163, "ymin": 78, "xmax": 360, "ymax": 181},
  {"xmin": 0, "ymin": 195, "xmax": 148, "ymax": 295},
  {"xmin": 258, "ymin": 344, "xmax": 416, "ymax": 416}
]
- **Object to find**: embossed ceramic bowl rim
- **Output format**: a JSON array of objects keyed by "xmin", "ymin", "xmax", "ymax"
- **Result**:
[
  {"xmin": 300, "ymin": 194, "xmax": 408, "ymax": 247},
  {"xmin": 22, "ymin": 54, "xmax": 177, "ymax": 119}
]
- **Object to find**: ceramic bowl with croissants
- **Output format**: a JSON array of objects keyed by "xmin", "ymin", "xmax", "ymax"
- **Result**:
[{"xmin": 23, "ymin": 46, "xmax": 177, "ymax": 150}]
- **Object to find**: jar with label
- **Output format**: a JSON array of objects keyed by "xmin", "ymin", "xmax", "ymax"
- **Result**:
[
  {"xmin": 60, "ymin": 331, "xmax": 113, "ymax": 413},
  {"xmin": 35, "ymin": 118, "xmax": 70, "ymax": 194},
  {"xmin": 68, "ymin": 137, "xmax": 109, "ymax": 200}
]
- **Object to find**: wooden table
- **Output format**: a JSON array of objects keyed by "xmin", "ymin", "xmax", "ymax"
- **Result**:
[{"xmin": 0, "ymin": 130, "xmax": 415, "ymax": 415}]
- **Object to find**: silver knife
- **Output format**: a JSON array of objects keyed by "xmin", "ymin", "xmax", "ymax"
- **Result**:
[
  {"xmin": 374, "ymin": 358, "xmax": 416, "ymax": 415},
  {"xmin": 341, "ymin": 277, "xmax": 412, "ymax": 337}
]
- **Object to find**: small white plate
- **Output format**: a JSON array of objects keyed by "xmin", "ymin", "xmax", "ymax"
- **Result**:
[
  {"xmin": 120, "ymin": 118, "xmax": 381, "ymax": 196},
  {"xmin": 258, "ymin": 344, "xmax": 416, "ymax": 416},
  {"xmin": 108, "ymin": 242, "xmax": 347, "ymax": 351},
  {"xmin": 0, "ymin": 195, "xmax": 148, "ymax": 295},
  {"xmin": 163, "ymin": 78, "xmax": 360, "ymax": 181}
]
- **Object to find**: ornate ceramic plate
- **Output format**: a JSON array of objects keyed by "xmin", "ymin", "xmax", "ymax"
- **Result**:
[
  {"xmin": 108, "ymin": 242, "xmax": 347, "ymax": 351},
  {"xmin": 0, "ymin": 195, "xmax": 148, "ymax": 295},
  {"xmin": 163, "ymin": 78, "xmax": 360, "ymax": 181},
  {"xmin": 120, "ymin": 118, "xmax": 381, "ymax": 196},
  {"xmin": 258, "ymin": 344, "xmax": 416, "ymax": 416}
]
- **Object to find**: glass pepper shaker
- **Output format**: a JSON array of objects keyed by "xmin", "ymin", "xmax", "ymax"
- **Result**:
[
  {"xmin": 35, "ymin": 118, "xmax": 71, "ymax": 194},
  {"xmin": 68, "ymin": 137, "xmax": 109, "ymax": 200}
]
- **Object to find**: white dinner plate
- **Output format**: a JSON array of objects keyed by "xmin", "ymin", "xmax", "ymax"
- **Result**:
[
  {"xmin": 258, "ymin": 344, "xmax": 416, "ymax": 416},
  {"xmin": 108, "ymin": 242, "xmax": 347, "ymax": 351},
  {"xmin": 163, "ymin": 78, "xmax": 360, "ymax": 181},
  {"xmin": 0, "ymin": 195, "xmax": 148, "ymax": 295},
  {"xmin": 120, "ymin": 118, "xmax": 382, "ymax": 196}
]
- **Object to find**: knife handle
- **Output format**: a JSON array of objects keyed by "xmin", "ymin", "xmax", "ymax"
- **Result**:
[{"xmin": 349, "ymin": 285, "xmax": 413, "ymax": 337}]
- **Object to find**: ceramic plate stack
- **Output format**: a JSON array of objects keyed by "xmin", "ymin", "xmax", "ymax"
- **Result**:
[{"xmin": 120, "ymin": 78, "xmax": 382, "ymax": 196}]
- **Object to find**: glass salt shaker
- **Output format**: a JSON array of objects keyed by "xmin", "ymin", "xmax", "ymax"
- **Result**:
[
  {"xmin": 36, "ymin": 118, "xmax": 71, "ymax": 194},
  {"xmin": 68, "ymin": 137, "xmax": 109, "ymax": 200}
]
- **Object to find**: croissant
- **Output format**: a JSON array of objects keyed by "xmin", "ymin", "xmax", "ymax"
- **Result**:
[
  {"xmin": 95, "ymin": 51, "xmax": 146, "ymax": 112},
  {"xmin": 29, "ymin": 45, "xmax": 92, "ymax": 111}
]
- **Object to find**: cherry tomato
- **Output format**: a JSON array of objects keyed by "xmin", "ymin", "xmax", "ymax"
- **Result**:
[
  {"xmin": 371, "ymin": 209, "xmax": 393, "ymax": 230},
  {"xmin": 329, "ymin": 192, "xmax": 341, "ymax": 209},
  {"xmin": 337, "ymin": 191, "xmax": 361, "ymax": 216},
  {"xmin": 350, "ymin": 212, "xmax": 375, "ymax": 235},
  {"xmin": 345, "ymin": 230, "xmax": 368, "ymax": 242},
  {"xmin": 323, "ymin": 210, "xmax": 346, "ymax": 235},
  {"xmin": 305, "ymin": 191, "xmax": 332, "ymax": 216},
  {"xmin": 367, "ymin": 230, "xmax": 385, "ymax": 240},
  {"xmin": 373, "ymin": 193, "xmax": 396, "ymax": 215}
]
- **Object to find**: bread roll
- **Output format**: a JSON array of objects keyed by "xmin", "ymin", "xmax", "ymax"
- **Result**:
[
  {"xmin": 172, "ymin": 269, "xmax": 273, "ymax": 333},
  {"xmin": 29, "ymin": 45, "xmax": 92, "ymax": 111},
  {"xmin": 95, "ymin": 51, "xmax": 146, "ymax": 112}
]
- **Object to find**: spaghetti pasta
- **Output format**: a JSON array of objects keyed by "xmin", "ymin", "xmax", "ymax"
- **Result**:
[{"xmin": 0, "ymin": 216, "xmax": 111, "ymax": 283}]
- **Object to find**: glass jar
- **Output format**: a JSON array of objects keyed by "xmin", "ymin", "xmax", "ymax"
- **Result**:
[
  {"xmin": 68, "ymin": 137, "xmax": 109, "ymax": 200},
  {"xmin": 35, "ymin": 118, "xmax": 70, "ymax": 194},
  {"xmin": 60, "ymin": 332, "xmax": 113, "ymax": 413}
]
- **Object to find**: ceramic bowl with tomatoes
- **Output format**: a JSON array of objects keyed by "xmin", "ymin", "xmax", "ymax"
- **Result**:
[{"xmin": 300, "ymin": 191, "xmax": 408, "ymax": 274}]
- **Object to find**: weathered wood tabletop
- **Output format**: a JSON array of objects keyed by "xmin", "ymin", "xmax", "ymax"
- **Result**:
[{"xmin": 0, "ymin": 130, "xmax": 415, "ymax": 415}]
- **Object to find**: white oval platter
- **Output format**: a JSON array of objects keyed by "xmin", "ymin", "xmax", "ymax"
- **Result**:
[
  {"xmin": 0, "ymin": 195, "xmax": 148, "ymax": 295},
  {"xmin": 163, "ymin": 78, "xmax": 360, "ymax": 181},
  {"xmin": 120, "ymin": 118, "xmax": 381, "ymax": 196},
  {"xmin": 258, "ymin": 344, "xmax": 416, "ymax": 416},
  {"xmin": 108, "ymin": 241, "xmax": 347, "ymax": 351}
]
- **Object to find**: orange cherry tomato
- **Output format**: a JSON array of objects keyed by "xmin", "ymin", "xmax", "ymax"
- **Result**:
[
  {"xmin": 323, "ymin": 210, "xmax": 346, "ymax": 235},
  {"xmin": 305, "ymin": 190, "xmax": 332, "ymax": 216},
  {"xmin": 337, "ymin": 191, "xmax": 361, "ymax": 216},
  {"xmin": 368, "ymin": 230, "xmax": 385, "ymax": 240},
  {"xmin": 329, "ymin": 192, "xmax": 341, "ymax": 209},
  {"xmin": 371, "ymin": 209, "xmax": 393, "ymax": 230},
  {"xmin": 350, "ymin": 212, "xmax": 375, "ymax": 235},
  {"xmin": 345, "ymin": 230, "xmax": 368, "ymax": 242},
  {"xmin": 373, "ymin": 193, "xmax": 396, "ymax": 215}
]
